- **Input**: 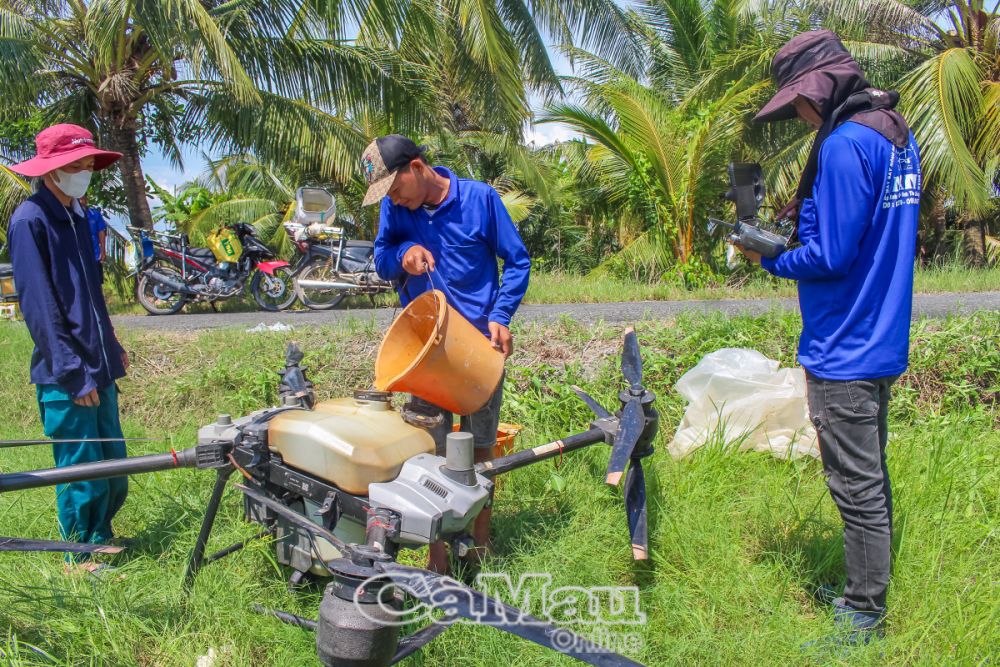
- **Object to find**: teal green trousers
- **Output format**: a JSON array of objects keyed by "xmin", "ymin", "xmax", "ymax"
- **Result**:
[{"xmin": 36, "ymin": 384, "xmax": 128, "ymax": 555}]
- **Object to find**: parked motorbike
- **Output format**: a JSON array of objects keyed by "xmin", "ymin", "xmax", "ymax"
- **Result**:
[
  {"xmin": 282, "ymin": 187, "xmax": 392, "ymax": 310},
  {"xmin": 132, "ymin": 223, "xmax": 295, "ymax": 315}
]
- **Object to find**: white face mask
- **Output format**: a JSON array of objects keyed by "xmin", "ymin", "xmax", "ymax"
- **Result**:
[{"xmin": 52, "ymin": 169, "xmax": 93, "ymax": 199}]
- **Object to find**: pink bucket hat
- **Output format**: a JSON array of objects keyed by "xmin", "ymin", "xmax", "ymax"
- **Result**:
[{"xmin": 9, "ymin": 124, "xmax": 122, "ymax": 177}]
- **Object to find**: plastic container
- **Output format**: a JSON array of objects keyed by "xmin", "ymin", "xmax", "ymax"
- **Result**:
[
  {"xmin": 295, "ymin": 187, "xmax": 336, "ymax": 225},
  {"xmin": 374, "ymin": 289, "xmax": 504, "ymax": 416},
  {"xmin": 267, "ymin": 394, "xmax": 435, "ymax": 495}
]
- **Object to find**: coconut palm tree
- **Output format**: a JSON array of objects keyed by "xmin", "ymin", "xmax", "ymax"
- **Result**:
[
  {"xmin": 542, "ymin": 0, "xmax": 777, "ymax": 281},
  {"xmin": 356, "ymin": 0, "xmax": 647, "ymax": 139},
  {"xmin": 0, "ymin": 0, "xmax": 428, "ymax": 229}
]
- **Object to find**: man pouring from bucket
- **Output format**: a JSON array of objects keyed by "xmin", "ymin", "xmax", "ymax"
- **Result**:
[{"xmin": 362, "ymin": 135, "xmax": 531, "ymax": 574}]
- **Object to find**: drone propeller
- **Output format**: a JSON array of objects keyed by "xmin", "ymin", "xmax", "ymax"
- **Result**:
[
  {"xmin": 621, "ymin": 328, "xmax": 643, "ymax": 391},
  {"xmin": 623, "ymin": 463, "xmax": 648, "ymax": 561},
  {"xmin": 0, "ymin": 536, "xmax": 123, "ymax": 555},
  {"xmin": 586, "ymin": 328, "xmax": 655, "ymax": 561},
  {"xmin": 236, "ymin": 483, "xmax": 642, "ymax": 665},
  {"xmin": 605, "ymin": 397, "xmax": 645, "ymax": 486},
  {"xmin": 377, "ymin": 562, "xmax": 644, "ymax": 667},
  {"xmin": 571, "ymin": 386, "xmax": 612, "ymax": 419},
  {"xmin": 389, "ymin": 621, "xmax": 453, "ymax": 664}
]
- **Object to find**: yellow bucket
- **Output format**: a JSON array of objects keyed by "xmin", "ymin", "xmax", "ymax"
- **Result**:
[{"xmin": 374, "ymin": 289, "xmax": 504, "ymax": 416}]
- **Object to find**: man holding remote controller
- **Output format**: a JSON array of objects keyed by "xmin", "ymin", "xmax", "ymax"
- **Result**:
[{"xmin": 736, "ymin": 30, "xmax": 922, "ymax": 649}]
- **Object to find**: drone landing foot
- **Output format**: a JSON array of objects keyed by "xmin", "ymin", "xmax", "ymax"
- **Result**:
[{"xmin": 183, "ymin": 467, "xmax": 235, "ymax": 590}]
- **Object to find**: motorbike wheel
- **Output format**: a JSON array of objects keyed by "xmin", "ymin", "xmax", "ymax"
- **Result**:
[
  {"xmin": 296, "ymin": 258, "xmax": 348, "ymax": 310},
  {"xmin": 250, "ymin": 266, "xmax": 297, "ymax": 312},
  {"xmin": 136, "ymin": 264, "xmax": 187, "ymax": 315}
]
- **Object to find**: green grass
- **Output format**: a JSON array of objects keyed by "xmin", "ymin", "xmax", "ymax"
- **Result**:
[
  {"xmin": 102, "ymin": 263, "xmax": 1000, "ymax": 315},
  {"xmin": 524, "ymin": 263, "xmax": 1000, "ymax": 304},
  {"xmin": 0, "ymin": 311, "xmax": 996, "ymax": 665}
]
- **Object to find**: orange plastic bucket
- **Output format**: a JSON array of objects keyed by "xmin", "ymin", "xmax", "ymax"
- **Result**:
[{"xmin": 374, "ymin": 289, "xmax": 504, "ymax": 415}]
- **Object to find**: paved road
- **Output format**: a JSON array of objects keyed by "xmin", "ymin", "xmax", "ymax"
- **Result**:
[{"xmin": 111, "ymin": 291, "xmax": 1000, "ymax": 332}]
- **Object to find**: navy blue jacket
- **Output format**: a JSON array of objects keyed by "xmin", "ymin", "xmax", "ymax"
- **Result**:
[
  {"xmin": 8, "ymin": 186, "xmax": 126, "ymax": 398},
  {"xmin": 374, "ymin": 167, "xmax": 531, "ymax": 336}
]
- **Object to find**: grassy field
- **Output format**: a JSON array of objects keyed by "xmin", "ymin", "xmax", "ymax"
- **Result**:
[
  {"xmin": 0, "ymin": 310, "xmax": 996, "ymax": 666},
  {"xmin": 103, "ymin": 263, "xmax": 1000, "ymax": 315}
]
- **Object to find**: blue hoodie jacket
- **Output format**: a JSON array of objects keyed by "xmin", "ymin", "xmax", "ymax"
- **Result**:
[
  {"xmin": 374, "ymin": 167, "xmax": 531, "ymax": 336},
  {"xmin": 761, "ymin": 122, "xmax": 921, "ymax": 380},
  {"xmin": 8, "ymin": 185, "xmax": 126, "ymax": 398}
]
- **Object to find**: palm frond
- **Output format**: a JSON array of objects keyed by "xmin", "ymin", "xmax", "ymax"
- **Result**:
[
  {"xmin": 899, "ymin": 47, "xmax": 990, "ymax": 213},
  {"xmin": 0, "ymin": 164, "xmax": 29, "ymax": 244},
  {"xmin": 497, "ymin": 188, "xmax": 536, "ymax": 223}
]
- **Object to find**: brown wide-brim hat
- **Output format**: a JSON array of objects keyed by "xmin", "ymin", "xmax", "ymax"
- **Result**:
[
  {"xmin": 10, "ymin": 123, "xmax": 122, "ymax": 177},
  {"xmin": 755, "ymin": 30, "xmax": 867, "ymax": 123}
]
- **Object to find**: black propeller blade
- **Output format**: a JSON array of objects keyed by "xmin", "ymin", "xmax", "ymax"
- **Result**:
[
  {"xmin": 0, "ymin": 536, "xmax": 123, "ymax": 554},
  {"xmin": 389, "ymin": 621, "xmax": 453, "ymax": 664},
  {"xmin": 378, "ymin": 562, "xmax": 645, "ymax": 667},
  {"xmin": 621, "ymin": 328, "xmax": 642, "ymax": 390},
  {"xmin": 234, "ymin": 484, "xmax": 352, "ymax": 558},
  {"xmin": 623, "ymin": 463, "xmax": 648, "ymax": 561},
  {"xmin": 605, "ymin": 398, "xmax": 644, "ymax": 486},
  {"xmin": 571, "ymin": 385, "xmax": 612, "ymax": 419}
]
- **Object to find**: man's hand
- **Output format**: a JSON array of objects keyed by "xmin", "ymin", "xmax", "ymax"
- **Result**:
[
  {"xmin": 73, "ymin": 388, "xmax": 100, "ymax": 408},
  {"xmin": 733, "ymin": 242, "xmax": 762, "ymax": 265},
  {"xmin": 488, "ymin": 321, "xmax": 513, "ymax": 358},
  {"xmin": 121, "ymin": 349, "xmax": 130, "ymax": 371},
  {"xmin": 777, "ymin": 196, "xmax": 802, "ymax": 222},
  {"xmin": 402, "ymin": 245, "xmax": 436, "ymax": 275}
]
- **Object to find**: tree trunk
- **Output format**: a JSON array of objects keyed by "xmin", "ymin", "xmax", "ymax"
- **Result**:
[
  {"xmin": 961, "ymin": 215, "xmax": 987, "ymax": 267},
  {"xmin": 919, "ymin": 194, "xmax": 947, "ymax": 264},
  {"xmin": 104, "ymin": 117, "xmax": 154, "ymax": 230}
]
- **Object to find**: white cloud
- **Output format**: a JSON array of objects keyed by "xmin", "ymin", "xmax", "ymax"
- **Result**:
[{"xmin": 523, "ymin": 122, "xmax": 582, "ymax": 147}]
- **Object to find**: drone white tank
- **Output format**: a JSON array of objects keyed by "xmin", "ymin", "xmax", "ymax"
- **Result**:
[{"xmin": 267, "ymin": 393, "xmax": 434, "ymax": 495}]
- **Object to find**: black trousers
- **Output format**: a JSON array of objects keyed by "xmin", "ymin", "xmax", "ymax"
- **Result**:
[{"xmin": 806, "ymin": 372, "xmax": 899, "ymax": 614}]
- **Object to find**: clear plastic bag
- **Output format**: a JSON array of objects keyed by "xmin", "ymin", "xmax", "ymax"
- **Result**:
[{"xmin": 669, "ymin": 348, "xmax": 819, "ymax": 460}]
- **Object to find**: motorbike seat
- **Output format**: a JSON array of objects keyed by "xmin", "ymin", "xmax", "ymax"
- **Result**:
[
  {"xmin": 169, "ymin": 243, "xmax": 217, "ymax": 265},
  {"xmin": 0, "ymin": 263, "xmax": 12, "ymax": 278},
  {"xmin": 345, "ymin": 240, "xmax": 374, "ymax": 249}
]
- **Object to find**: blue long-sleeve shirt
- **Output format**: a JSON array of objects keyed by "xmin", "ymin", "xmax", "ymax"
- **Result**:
[
  {"xmin": 8, "ymin": 186, "xmax": 126, "ymax": 398},
  {"xmin": 374, "ymin": 167, "xmax": 531, "ymax": 336},
  {"xmin": 761, "ymin": 122, "xmax": 921, "ymax": 380}
]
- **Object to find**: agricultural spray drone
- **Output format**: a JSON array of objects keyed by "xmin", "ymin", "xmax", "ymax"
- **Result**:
[{"xmin": 0, "ymin": 331, "xmax": 658, "ymax": 667}]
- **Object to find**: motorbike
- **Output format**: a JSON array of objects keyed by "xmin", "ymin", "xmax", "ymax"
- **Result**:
[
  {"xmin": 281, "ymin": 187, "xmax": 393, "ymax": 310},
  {"xmin": 132, "ymin": 223, "xmax": 295, "ymax": 315}
]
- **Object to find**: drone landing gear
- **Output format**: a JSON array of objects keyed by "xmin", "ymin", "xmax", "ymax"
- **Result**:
[{"xmin": 183, "ymin": 467, "xmax": 272, "ymax": 590}]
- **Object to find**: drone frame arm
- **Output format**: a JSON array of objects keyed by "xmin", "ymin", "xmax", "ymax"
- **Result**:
[
  {"xmin": 474, "ymin": 421, "xmax": 614, "ymax": 479},
  {"xmin": 0, "ymin": 443, "xmax": 229, "ymax": 493}
]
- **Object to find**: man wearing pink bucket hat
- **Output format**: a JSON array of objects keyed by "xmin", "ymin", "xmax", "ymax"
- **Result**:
[
  {"xmin": 362, "ymin": 135, "xmax": 531, "ymax": 574},
  {"xmin": 7, "ymin": 124, "xmax": 130, "ymax": 573}
]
